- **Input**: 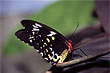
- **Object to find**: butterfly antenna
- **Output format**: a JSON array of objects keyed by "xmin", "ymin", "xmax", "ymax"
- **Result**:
[
  {"xmin": 69, "ymin": 22, "xmax": 88, "ymax": 57},
  {"xmin": 70, "ymin": 22, "xmax": 79, "ymax": 40},
  {"xmin": 70, "ymin": 22, "xmax": 87, "ymax": 57}
]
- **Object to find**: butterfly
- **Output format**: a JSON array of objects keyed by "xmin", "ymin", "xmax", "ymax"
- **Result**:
[{"xmin": 15, "ymin": 20, "xmax": 74, "ymax": 65}]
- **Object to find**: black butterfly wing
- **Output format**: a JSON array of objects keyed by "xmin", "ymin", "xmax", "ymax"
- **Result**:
[{"xmin": 15, "ymin": 20, "xmax": 70, "ymax": 65}]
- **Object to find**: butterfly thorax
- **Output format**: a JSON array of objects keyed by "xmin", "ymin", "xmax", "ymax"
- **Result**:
[{"xmin": 67, "ymin": 40, "xmax": 73, "ymax": 53}]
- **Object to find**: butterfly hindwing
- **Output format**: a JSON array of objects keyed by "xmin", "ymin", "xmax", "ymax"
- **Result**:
[{"xmin": 16, "ymin": 20, "xmax": 70, "ymax": 65}]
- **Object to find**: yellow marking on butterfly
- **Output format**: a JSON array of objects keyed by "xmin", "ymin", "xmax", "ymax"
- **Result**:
[
  {"xmin": 48, "ymin": 54, "xmax": 52, "ymax": 60},
  {"xmin": 58, "ymin": 56, "xmax": 62, "ymax": 63},
  {"xmin": 46, "ymin": 49, "xmax": 48, "ymax": 52},
  {"xmin": 46, "ymin": 38, "xmax": 50, "ymax": 43},
  {"xmin": 58, "ymin": 56, "xmax": 62, "ymax": 59},
  {"xmin": 44, "ymin": 42, "xmax": 47, "ymax": 46},
  {"xmin": 58, "ymin": 49, "xmax": 68, "ymax": 63},
  {"xmin": 52, "ymin": 36, "xmax": 55, "ymax": 40},
  {"xmin": 53, "ymin": 58, "xmax": 58, "ymax": 62}
]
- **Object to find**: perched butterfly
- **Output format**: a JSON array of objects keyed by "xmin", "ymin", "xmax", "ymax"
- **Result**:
[{"xmin": 15, "ymin": 20, "xmax": 73, "ymax": 65}]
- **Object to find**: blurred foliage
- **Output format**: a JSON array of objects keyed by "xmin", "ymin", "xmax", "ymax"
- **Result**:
[{"xmin": 3, "ymin": 0, "xmax": 96, "ymax": 55}]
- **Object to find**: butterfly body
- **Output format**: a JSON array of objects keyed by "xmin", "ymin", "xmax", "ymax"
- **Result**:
[{"xmin": 16, "ymin": 20, "xmax": 73, "ymax": 65}]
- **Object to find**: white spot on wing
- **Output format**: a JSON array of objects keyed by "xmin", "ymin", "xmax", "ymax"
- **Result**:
[
  {"xmin": 43, "ymin": 45, "xmax": 45, "ymax": 47},
  {"xmin": 33, "ymin": 25, "xmax": 38, "ymax": 28},
  {"xmin": 32, "ymin": 28, "xmax": 39, "ymax": 31},
  {"xmin": 40, "ymin": 52, "xmax": 43, "ymax": 56},
  {"xmin": 49, "ymin": 48, "xmax": 52, "ymax": 51},
  {"xmin": 44, "ymin": 58, "xmax": 48, "ymax": 60},
  {"xmin": 39, "ymin": 35, "xmax": 41, "ymax": 37},
  {"xmin": 51, "ymin": 51, "xmax": 54, "ymax": 59},
  {"xmin": 36, "ymin": 50, "xmax": 39, "ymax": 52},
  {"xmin": 32, "ymin": 32, "xmax": 35, "ymax": 35},
  {"xmin": 29, "ymin": 36, "xmax": 34, "ymax": 39},
  {"xmin": 37, "ymin": 43, "xmax": 39, "ymax": 45},
  {"xmin": 50, "ymin": 44, "xmax": 52, "ymax": 46},
  {"xmin": 33, "ymin": 38, "xmax": 35, "ymax": 40},
  {"xmin": 32, "ymin": 23, "xmax": 42, "ymax": 32},
  {"xmin": 47, "ymin": 31, "xmax": 56, "ymax": 36},
  {"xmin": 29, "ymin": 39, "xmax": 32, "ymax": 42},
  {"xmin": 44, "ymin": 51, "xmax": 46, "ymax": 55},
  {"xmin": 40, "ymin": 47, "xmax": 42, "ymax": 49},
  {"xmin": 35, "ymin": 23, "xmax": 42, "ymax": 27}
]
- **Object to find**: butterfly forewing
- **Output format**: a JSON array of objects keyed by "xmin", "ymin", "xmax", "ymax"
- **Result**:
[{"xmin": 16, "ymin": 20, "xmax": 70, "ymax": 65}]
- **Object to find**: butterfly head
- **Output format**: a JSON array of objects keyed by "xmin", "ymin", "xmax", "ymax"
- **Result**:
[{"xmin": 67, "ymin": 40, "xmax": 73, "ymax": 53}]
